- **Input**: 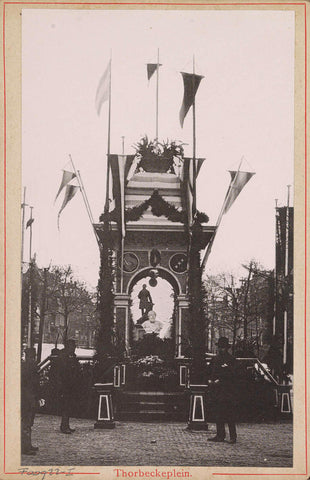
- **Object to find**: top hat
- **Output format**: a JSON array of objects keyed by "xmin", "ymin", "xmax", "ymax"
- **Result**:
[{"xmin": 216, "ymin": 337, "xmax": 230, "ymax": 348}]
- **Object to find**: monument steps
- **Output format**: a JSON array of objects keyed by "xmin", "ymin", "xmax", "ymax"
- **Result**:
[{"xmin": 115, "ymin": 390, "xmax": 189, "ymax": 421}]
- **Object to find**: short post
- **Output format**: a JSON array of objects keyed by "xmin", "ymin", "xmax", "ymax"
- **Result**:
[
  {"xmin": 187, "ymin": 385, "xmax": 208, "ymax": 430},
  {"xmin": 179, "ymin": 365, "xmax": 190, "ymax": 387},
  {"xmin": 277, "ymin": 384, "xmax": 293, "ymax": 414},
  {"xmin": 93, "ymin": 383, "xmax": 115, "ymax": 429}
]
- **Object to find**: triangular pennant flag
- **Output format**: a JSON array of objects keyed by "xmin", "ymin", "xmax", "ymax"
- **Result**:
[
  {"xmin": 95, "ymin": 59, "xmax": 111, "ymax": 115},
  {"xmin": 196, "ymin": 158, "xmax": 205, "ymax": 177},
  {"xmin": 55, "ymin": 170, "xmax": 76, "ymax": 202},
  {"xmin": 26, "ymin": 218, "xmax": 34, "ymax": 229},
  {"xmin": 223, "ymin": 170, "xmax": 255, "ymax": 214},
  {"xmin": 180, "ymin": 158, "xmax": 205, "ymax": 181},
  {"xmin": 179, "ymin": 72, "xmax": 204, "ymax": 127},
  {"xmin": 147, "ymin": 63, "xmax": 162, "ymax": 81},
  {"xmin": 57, "ymin": 184, "xmax": 79, "ymax": 229}
]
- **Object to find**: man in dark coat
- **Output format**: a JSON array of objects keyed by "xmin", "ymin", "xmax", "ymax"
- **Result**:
[
  {"xmin": 138, "ymin": 284, "xmax": 153, "ymax": 315},
  {"xmin": 21, "ymin": 347, "xmax": 43, "ymax": 455},
  {"xmin": 208, "ymin": 337, "xmax": 238, "ymax": 443},
  {"xmin": 56, "ymin": 339, "xmax": 81, "ymax": 434}
]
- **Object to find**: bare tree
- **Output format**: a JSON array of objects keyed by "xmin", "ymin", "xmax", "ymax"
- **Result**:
[
  {"xmin": 203, "ymin": 261, "xmax": 274, "ymax": 357},
  {"xmin": 46, "ymin": 265, "xmax": 95, "ymax": 345}
]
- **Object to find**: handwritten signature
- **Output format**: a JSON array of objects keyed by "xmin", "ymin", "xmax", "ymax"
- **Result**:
[{"xmin": 18, "ymin": 467, "xmax": 75, "ymax": 480}]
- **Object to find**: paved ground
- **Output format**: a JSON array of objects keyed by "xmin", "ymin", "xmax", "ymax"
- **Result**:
[{"xmin": 23, "ymin": 414, "xmax": 293, "ymax": 467}]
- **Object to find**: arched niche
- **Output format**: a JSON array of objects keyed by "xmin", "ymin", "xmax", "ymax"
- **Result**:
[
  {"xmin": 127, "ymin": 267, "xmax": 180, "ymax": 342},
  {"xmin": 127, "ymin": 266, "xmax": 181, "ymax": 296}
]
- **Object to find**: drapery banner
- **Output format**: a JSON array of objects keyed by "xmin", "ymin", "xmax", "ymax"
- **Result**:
[
  {"xmin": 181, "ymin": 157, "xmax": 205, "ymax": 226},
  {"xmin": 109, "ymin": 154, "xmax": 135, "ymax": 238},
  {"xmin": 179, "ymin": 72, "xmax": 204, "ymax": 127}
]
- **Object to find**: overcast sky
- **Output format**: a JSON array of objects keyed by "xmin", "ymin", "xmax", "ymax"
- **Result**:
[{"xmin": 22, "ymin": 8, "xmax": 294, "ymax": 289}]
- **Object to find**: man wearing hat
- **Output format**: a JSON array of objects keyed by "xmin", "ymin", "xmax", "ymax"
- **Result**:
[
  {"xmin": 208, "ymin": 336, "xmax": 238, "ymax": 444},
  {"xmin": 56, "ymin": 339, "xmax": 81, "ymax": 434},
  {"xmin": 21, "ymin": 347, "xmax": 44, "ymax": 455}
]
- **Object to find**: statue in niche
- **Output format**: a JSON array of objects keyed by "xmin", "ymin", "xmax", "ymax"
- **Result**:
[
  {"xmin": 138, "ymin": 284, "xmax": 153, "ymax": 315},
  {"xmin": 142, "ymin": 310, "xmax": 162, "ymax": 335}
]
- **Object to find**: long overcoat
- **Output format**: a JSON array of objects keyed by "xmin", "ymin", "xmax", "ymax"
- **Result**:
[
  {"xmin": 21, "ymin": 360, "xmax": 40, "ymax": 423},
  {"xmin": 209, "ymin": 351, "xmax": 238, "ymax": 406},
  {"xmin": 56, "ymin": 350, "xmax": 81, "ymax": 397}
]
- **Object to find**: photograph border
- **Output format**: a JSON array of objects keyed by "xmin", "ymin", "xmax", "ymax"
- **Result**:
[{"xmin": 1, "ymin": 1, "xmax": 308, "ymax": 478}]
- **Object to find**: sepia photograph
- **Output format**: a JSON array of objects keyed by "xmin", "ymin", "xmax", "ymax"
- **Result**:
[{"xmin": 1, "ymin": 1, "xmax": 308, "ymax": 478}]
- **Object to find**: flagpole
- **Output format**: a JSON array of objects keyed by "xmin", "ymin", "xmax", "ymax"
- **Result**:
[
  {"xmin": 21, "ymin": 186, "xmax": 27, "ymax": 270},
  {"xmin": 201, "ymin": 158, "xmax": 243, "ymax": 271},
  {"xmin": 105, "ymin": 52, "xmax": 112, "ymax": 214},
  {"xmin": 29, "ymin": 206, "xmax": 33, "ymax": 262},
  {"xmin": 121, "ymin": 136, "xmax": 125, "ymax": 154},
  {"xmin": 77, "ymin": 170, "xmax": 94, "ymax": 223},
  {"xmin": 192, "ymin": 55, "xmax": 197, "ymax": 217},
  {"xmin": 69, "ymin": 155, "xmax": 90, "ymax": 219},
  {"xmin": 121, "ymin": 236, "xmax": 125, "ymax": 292},
  {"xmin": 156, "ymin": 48, "xmax": 159, "ymax": 141},
  {"xmin": 283, "ymin": 184, "xmax": 291, "ymax": 367},
  {"xmin": 68, "ymin": 154, "xmax": 100, "ymax": 247},
  {"xmin": 273, "ymin": 198, "xmax": 278, "ymax": 337},
  {"xmin": 77, "ymin": 169, "xmax": 101, "ymax": 248}
]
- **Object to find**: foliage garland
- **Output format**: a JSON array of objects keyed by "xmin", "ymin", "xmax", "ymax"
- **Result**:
[
  {"xmin": 95, "ymin": 222, "xmax": 116, "ymax": 362},
  {"xmin": 100, "ymin": 190, "xmax": 209, "ymax": 225},
  {"xmin": 188, "ymin": 220, "xmax": 207, "ymax": 382}
]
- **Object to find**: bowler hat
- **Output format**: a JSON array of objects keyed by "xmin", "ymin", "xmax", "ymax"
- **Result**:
[{"xmin": 216, "ymin": 337, "xmax": 230, "ymax": 348}]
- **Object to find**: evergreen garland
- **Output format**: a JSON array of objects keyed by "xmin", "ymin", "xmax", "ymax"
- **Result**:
[
  {"xmin": 99, "ymin": 190, "xmax": 209, "ymax": 225},
  {"xmin": 95, "ymin": 222, "xmax": 115, "ymax": 359},
  {"xmin": 188, "ymin": 220, "xmax": 207, "ymax": 382}
]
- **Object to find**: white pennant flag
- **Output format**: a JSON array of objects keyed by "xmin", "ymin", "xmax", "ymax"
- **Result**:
[{"xmin": 95, "ymin": 60, "xmax": 111, "ymax": 115}]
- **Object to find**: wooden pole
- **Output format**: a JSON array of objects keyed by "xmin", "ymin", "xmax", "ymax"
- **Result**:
[
  {"xmin": 105, "ymin": 53, "xmax": 112, "ymax": 214},
  {"xmin": 21, "ymin": 187, "xmax": 27, "ymax": 270},
  {"xmin": 156, "ymin": 48, "xmax": 159, "ymax": 141},
  {"xmin": 273, "ymin": 198, "xmax": 278, "ymax": 336},
  {"xmin": 29, "ymin": 206, "xmax": 33, "ymax": 262},
  {"xmin": 192, "ymin": 55, "xmax": 197, "ymax": 217},
  {"xmin": 37, "ymin": 267, "xmax": 48, "ymax": 362},
  {"xmin": 283, "ymin": 185, "xmax": 291, "ymax": 367},
  {"xmin": 121, "ymin": 136, "xmax": 125, "ymax": 155},
  {"xmin": 201, "ymin": 159, "xmax": 243, "ymax": 271},
  {"xmin": 27, "ymin": 259, "xmax": 34, "ymax": 348},
  {"xmin": 68, "ymin": 154, "xmax": 100, "ymax": 247}
]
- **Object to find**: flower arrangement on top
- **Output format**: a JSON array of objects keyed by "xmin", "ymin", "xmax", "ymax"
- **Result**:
[
  {"xmin": 134, "ymin": 136, "xmax": 185, "ymax": 174},
  {"xmin": 135, "ymin": 355, "xmax": 164, "ymax": 368}
]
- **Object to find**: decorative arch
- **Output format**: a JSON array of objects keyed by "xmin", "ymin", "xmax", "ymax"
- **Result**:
[{"xmin": 126, "ymin": 266, "xmax": 181, "ymax": 296}]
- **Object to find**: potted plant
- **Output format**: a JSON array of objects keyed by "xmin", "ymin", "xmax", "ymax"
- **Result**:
[{"xmin": 133, "ymin": 136, "xmax": 185, "ymax": 174}]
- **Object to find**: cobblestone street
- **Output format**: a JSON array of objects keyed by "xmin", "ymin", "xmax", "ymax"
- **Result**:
[{"xmin": 22, "ymin": 414, "xmax": 293, "ymax": 467}]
